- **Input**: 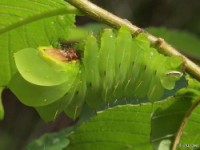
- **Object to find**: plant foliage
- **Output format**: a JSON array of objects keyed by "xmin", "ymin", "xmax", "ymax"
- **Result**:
[
  {"xmin": 0, "ymin": 0, "xmax": 76, "ymax": 86},
  {"xmin": 0, "ymin": 1, "xmax": 200, "ymax": 150},
  {"xmin": 26, "ymin": 77, "xmax": 200, "ymax": 150}
]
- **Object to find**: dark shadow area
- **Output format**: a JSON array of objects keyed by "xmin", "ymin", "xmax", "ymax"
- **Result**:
[{"xmin": 0, "ymin": 89, "xmax": 74, "ymax": 150}]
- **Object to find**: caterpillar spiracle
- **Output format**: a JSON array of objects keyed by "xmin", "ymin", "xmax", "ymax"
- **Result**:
[{"xmin": 9, "ymin": 27, "xmax": 183, "ymax": 120}]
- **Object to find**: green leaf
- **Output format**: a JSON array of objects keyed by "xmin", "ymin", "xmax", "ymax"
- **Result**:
[
  {"xmin": 14, "ymin": 48, "xmax": 79, "ymax": 86},
  {"xmin": 65, "ymin": 98, "xmax": 197, "ymax": 150},
  {"xmin": 175, "ymin": 100, "xmax": 200, "ymax": 150},
  {"xmin": 151, "ymin": 96, "xmax": 195, "ymax": 150},
  {"xmin": 0, "ymin": 0, "xmax": 76, "ymax": 86},
  {"xmin": 25, "ymin": 128, "xmax": 73, "ymax": 150},
  {"xmin": 0, "ymin": 0, "xmax": 77, "ymax": 34},
  {"xmin": 24, "ymin": 74, "xmax": 200, "ymax": 149},
  {"xmin": 146, "ymin": 27, "xmax": 200, "ymax": 60},
  {"xmin": 8, "ymin": 73, "xmax": 72, "ymax": 107},
  {"xmin": 151, "ymin": 77, "xmax": 200, "ymax": 150},
  {"xmin": 0, "ymin": 87, "xmax": 4, "ymax": 120},
  {"xmin": 172, "ymin": 77, "xmax": 200, "ymax": 150},
  {"xmin": 65, "ymin": 105, "xmax": 153, "ymax": 150}
]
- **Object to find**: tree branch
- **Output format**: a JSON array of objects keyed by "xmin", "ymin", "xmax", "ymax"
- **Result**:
[{"xmin": 67, "ymin": 0, "xmax": 200, "ymax": 81}]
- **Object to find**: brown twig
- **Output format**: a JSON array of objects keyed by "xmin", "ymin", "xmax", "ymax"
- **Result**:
[{"xmin": 67, "ymin": 0, "xmax": 200, "ymax": 81}]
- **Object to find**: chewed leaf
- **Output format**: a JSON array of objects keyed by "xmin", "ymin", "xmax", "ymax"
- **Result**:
[{"xmin": 14, "ymin": 47, "xmax": 79, "ymax": 86}]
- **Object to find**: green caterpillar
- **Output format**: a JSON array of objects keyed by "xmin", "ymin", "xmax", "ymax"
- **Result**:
[{"xmin": 9, "ymin": 27, "xmax": 183, "ymax": 120}]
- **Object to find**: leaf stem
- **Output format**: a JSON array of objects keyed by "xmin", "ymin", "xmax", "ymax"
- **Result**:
[{"xmin": 67, "ymin": 0, "xmax": 200, "ymax": 81}]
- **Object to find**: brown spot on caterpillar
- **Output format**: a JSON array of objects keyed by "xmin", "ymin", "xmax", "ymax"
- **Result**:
[{"xmin": 45, "ymin": 48, "xmax": 79, "ymax": 62}]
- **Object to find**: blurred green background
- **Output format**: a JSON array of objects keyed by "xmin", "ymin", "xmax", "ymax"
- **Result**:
[
  {"xmin": 0, "ymin": 0, "xmax": 200, "ymax": 149},
  {"xmin": 92, "ymin": 0, "xmax": 200, "ymax": 35}
]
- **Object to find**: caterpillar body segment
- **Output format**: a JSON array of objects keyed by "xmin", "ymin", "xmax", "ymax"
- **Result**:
[
  {"xmin": 112, "ymin": 27, "xmax": 133, "ymax": 100},
  {"xmin": 64, "ymin": 73, "xmax": 87, "ymax": 119},
  {"xmin": 98, "ymin": 29, "xmax": 116, "ymax": 102},
  {"xmin": 83, "ymin": 35, "xmax": 100, "ymax": 91},
  {"xmin": 114, "ymin": 27, "xmax": 132, "ymax": 84},
  {"xmin": 83, "ymin": 35, "xmax": 103, "ymax": 108},
  {"xmin": 148, "ymin": 74, "xmax": 164, "ymax": 100}
]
